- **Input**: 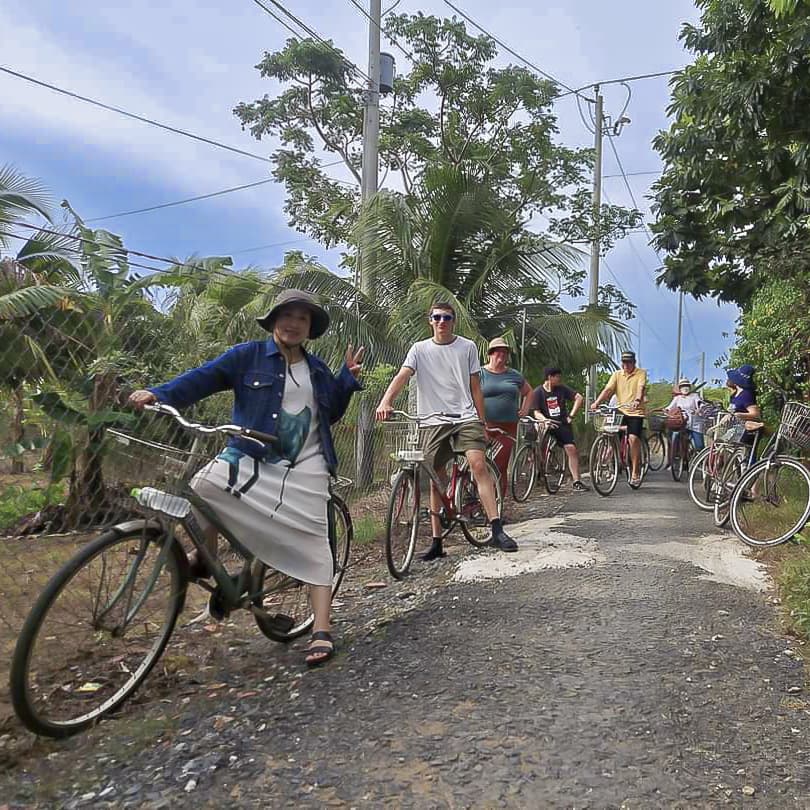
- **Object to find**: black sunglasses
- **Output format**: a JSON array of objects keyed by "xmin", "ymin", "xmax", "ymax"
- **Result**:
[{"xmin": 430, "ymin": 313, "xmax": 454, "ymax": 322}]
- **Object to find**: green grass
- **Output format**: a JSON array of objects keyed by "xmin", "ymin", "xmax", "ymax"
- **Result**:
[
  {"xmin": 352, "ymin": 514, "xmax": 384, "ymax": 545},
  {"xmin": 0, "ymin": 481, "xmax": 66, "ymax": 530},
  {"xmin": 778, "ymin": 554, "xmax": 810, "ymax": 640}
]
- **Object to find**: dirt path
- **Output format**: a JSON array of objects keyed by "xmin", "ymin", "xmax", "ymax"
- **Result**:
[{"xmin": 4, "ymin": 476, "xmax": 810, "ymax": 808}]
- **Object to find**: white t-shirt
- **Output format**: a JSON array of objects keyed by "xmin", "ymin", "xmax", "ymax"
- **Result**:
[
  {"xmin": 403, "ymin": 336, "xmax": 480, "ymax": 425},
  {"xmin": 667, "ymin": 393, "xmax": 701, "ymax": 428}
]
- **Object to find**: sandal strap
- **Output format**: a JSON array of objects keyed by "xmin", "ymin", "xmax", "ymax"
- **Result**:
[{"xmin": 310, "ymin": 630, "xmax": 333, "ymax": 643}]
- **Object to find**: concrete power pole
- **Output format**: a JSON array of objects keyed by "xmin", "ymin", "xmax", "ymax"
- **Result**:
[
  {"xmin": 700, "ymin": 351, "xmax": 706, "ymax": 385},
  {"xmin": 586, "ymin": 86, "xmax": 604, "ymax": 413},
  {"xmin": 356, "ymin": 0, "xmax": 382, "ymax": 491},
  {"xmin": 674, "ymin": 291, "xmax": 684, "ymax": 383}
]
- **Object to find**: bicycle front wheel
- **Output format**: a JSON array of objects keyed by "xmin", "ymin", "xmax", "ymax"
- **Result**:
[
  {"xmin": 544, "ymin": 437, "xmax": 566, "ymax": 494},
  {"xmin": 510, "ymin": 443, "xmax": 536, "ymax": 502},
  {"xmin": 590, "ymin": 434, "xmax": 618, "ymax": 497},
  {"xmin": 253, "ymin": 495, "xmax": 354, "ymax": 642},
  {"xmin": 10, "ymin": 525, "xmax": 187, "ymax": 738},
  {"xmin": 457, "ymin": 458, "xmax": 502, "ymax": 547},
  {"xmin": 385, "ymin": 469, "xmax": 420, "ymax": 579},
  {"xmin": 688, "ymin": 447, "xmax": 714, "ymax": 511},
  {"xmin": 714, "ymin": 452, "xmax": 743, "ymax": 528},
  {"xmin": 671, "ymin": 436, "xmax": 685, "ymax": 482},
  {"xmin": 648, "ymin": 432, "xmax": 667, "ymax": 471},
  {"xmin": 730, "ymin": 457, "xmax": 810, "ymax": 547}
]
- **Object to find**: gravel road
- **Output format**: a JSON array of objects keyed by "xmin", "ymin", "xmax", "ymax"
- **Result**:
[{"xmin": 3, "ymin": 475, "xmax": 810, "ymax": 808}]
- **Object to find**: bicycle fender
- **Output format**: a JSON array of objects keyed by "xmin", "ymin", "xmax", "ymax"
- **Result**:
[{"xmin": 111, "ymin": 519, "xmax": 164, "ymax": 536}]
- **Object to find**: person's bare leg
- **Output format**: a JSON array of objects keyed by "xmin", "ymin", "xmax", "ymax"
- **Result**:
[
  {"xmin": 628, "ymin": 434, "xmax": 641, "ymax": 480},
  {"xmin": 565, "ymin": 444, "xmax": 581, "ymax": 481},
  {"xmin": 306, "ymin": 584, "xmax": 333, "ymax": 664},
  {"xmin": 466, "ymin": 449, "xmax": 499, "ymax": 520},
  {"xmin": 188, "ymin": 526, "xmax": 218, "ymax": 576},
  {"xmin": 422, "ymin": 469, "xmax": 448, "ymax": 561}
]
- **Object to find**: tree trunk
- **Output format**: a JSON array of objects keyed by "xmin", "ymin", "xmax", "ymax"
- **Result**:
[
  {"xmin": 11, "ymin": 384, "xmax": 25, "ymax": 474},
  {"xmin": 355, "ymin": 399, "xmax": 376, "ymax": 492}
]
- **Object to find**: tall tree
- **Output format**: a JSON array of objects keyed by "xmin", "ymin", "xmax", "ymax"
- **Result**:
[{"xmin": 651, "ymin": 0, "xmax": 810, "ymax": 304}]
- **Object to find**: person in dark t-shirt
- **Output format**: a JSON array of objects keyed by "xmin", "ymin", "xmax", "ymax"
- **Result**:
[{"xmin": 530, "ymin": 367, "xmax": 589, "ymax": 492}]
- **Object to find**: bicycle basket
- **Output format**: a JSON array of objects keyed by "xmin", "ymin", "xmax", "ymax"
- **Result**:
[
  {"xmin": 779, "ymin": 401, "xmax": 810, "ymax": 450},
  {"xmin": 593, "ymin": 410, "xmax": 623, "ymax": 434},
  {"xmin": 691, "ymin": 413, "xmax": 709, "ymax": 435},
  {"xmin": 718, "ymin": 421, "xmax": 747, "ymax": 444},
  {"xmin": 649, "ymin": 413, "xmax": 667, "ymax": 433},
  {"xmin": 104, "ymin": 429, "xmax": 214, "ymax": 497}
]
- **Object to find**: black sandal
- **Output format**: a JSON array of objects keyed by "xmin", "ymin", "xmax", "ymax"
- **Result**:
[{"xmin": 305, "ymin": 631, "xmax": 335, "ymax": 668}]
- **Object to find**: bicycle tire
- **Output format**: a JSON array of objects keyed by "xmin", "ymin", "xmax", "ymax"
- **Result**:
[
  {"xmin": 10, "ymin": 524, "xmax": 187, "ymax": 738},
  {"xmin": 383, "ymin": 469, "xmax": 420, "ymax": 579},
  {"xmin": 627, "ymin": 436, "xmax": 650, "ymax": 487},
  {"xmin": 671, "ymin": 436, "xmax": 685, "ymax": 482},
  {"xmin": 510, "ymin": 442, "xmax": 536, "ymax": 502},
  {"xmin": 544, "ymin": 436, "xmax": 566, "ymax": 494},
  {"xmin": 648, "ymin": 432, "xmax": 667, "ymax": 471},
  {"xmin": 713, "ymin": 452, "xmax": 742, "ymax": 528},
  {"xmin": 590, "ymin": 434, "xmax": 618, "ymax": 497},
  {"xmin": 730, "ymin": 457, "xmax": 810, "ymax": 547},
  {"xmin": 688, "ymin": 446, "xmax": 714, "ymax": 511},
  {"xmin": 457, "ymin": 458, "xmax": 502, "ymax": 547}
]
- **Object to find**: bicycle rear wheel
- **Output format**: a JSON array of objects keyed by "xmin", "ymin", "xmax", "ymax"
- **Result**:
[
  {"xmin": 543, "ymin": 437, "xmax": 566, "ymax": 494},
  {"xmin": 590, "ymin": 435, "xmax": 618, "ymax": 497},
  {"xmin": 510, "ymin": 443, "xmax": 536, "ymax": 502},
  {"xmin": 648, "ymin": 432, "xmax": 667, "ymax": 471},
  {"xmin": 730, "ymin": 458, "xmax": 810, "ymax": 547},
  {"xmin": 253, "ymin": 495, "xmax": 353, "ymax": 641},
  {"xmin": 671, "ymin": 436, "xmax": 685, "ymax": 482},
  {"xmin": 688, "ymin": 447, "xmax": 714, "ymax": 511},
  {"xmin": 383, "ymin": 469, "xmax": 420, "ymax": 579},
  {"xmin": 457, "ymin": 458, "xmax": 502, "ymax": 547},
  {"xmin": 10, "ymin": 525, "xmax": 187, "ymax": 738},
  {"xmin": 714, "ymin": 452, "xmax": 742, "ymax": 528}
]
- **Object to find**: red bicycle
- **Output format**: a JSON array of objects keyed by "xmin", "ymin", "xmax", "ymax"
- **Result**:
[{"xmin": 589, "ymin": 404, "xmax": 650, "ymax": 496}]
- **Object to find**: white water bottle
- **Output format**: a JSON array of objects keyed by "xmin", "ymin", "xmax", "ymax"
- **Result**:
[{"xmin": 132, "ymin": 487, "xmax": 191, "ymax": 518}]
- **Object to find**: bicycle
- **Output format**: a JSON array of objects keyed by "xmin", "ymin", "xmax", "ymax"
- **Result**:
[
  {"xmin": 729, "ymin": 401, "xmax": 810, "ymax": 547},
  {"xmin": 687, "ymin": 408, "xmax": 727, "ymax": 511},
  {"xmin": 669, "ymin": 417, "xmax": 694, "ymax": 483},
  {"xmin": 589, "ymin": 404, "xmax": 650, "ymax": 497},
  {"xmin": 712, "ymin": 418, "xmax": 761, "ymax": 528},
  {"xmin": 646, "ymin": 410, "xmax": 669, "ymax": 472},
  {"xmin": 10, "ymin": 402, "xmax": 352, "ymax": 739},
  {"xmin": 510, "ymin": 416, "xmax": 565, "ymax": 501},
  {"xmin": 383, "ymin": 411, "xmax": 503, "ymax": 579}
]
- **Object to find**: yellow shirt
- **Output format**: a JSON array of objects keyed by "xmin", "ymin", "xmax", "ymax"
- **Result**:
[{"xmin": 605, "ymin": 368, "xmax": 648, "ymax": 416}]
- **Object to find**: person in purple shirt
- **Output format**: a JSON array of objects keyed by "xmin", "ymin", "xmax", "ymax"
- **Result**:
[{"xmin": 726, "ymin": 364, "xmax": 762, "ymax": 462}]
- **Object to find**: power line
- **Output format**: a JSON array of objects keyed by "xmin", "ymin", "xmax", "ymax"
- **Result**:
[
  {"xmin": 85, "ymin": 179, "xmax": 274, "ymax": 223},
  {"xmin": 559, "ymin": 69, "xmax": 678, "ymax": 99},
  {"xmin": 346, "ymin": 0, "xmax": 414, "ymax": 61},
  {"xmin": 603, "ymin": 170, "xmax": 660, "ymax": 179},
  {"xmin": 0, "ymin": 66, "xmax": 274, "ymax": 165},
  {"xmin": 439, "ymin": 0, "xmax": 590, "ymax": 100},
  {"xmin": 249, "ymin": 0, "xmax": 371, "ymax": 84}
]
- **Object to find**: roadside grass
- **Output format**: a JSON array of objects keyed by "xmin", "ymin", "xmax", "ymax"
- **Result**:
[
  {"xmin": 0, "ymin": 480, "xmax": 66, "ymax": 532},
  {"xmin": 352, "ymin": 513, "xmax": 384, "ymax": 546}
]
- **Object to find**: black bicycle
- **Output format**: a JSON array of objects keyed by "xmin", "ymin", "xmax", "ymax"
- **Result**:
[{"xmin": 10, "ymin": 403, "xmax": 352, "ymax": 738}]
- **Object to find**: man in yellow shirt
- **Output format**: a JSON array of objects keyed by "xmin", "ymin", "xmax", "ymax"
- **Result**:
[{"xmin": 590, "ymin": 351, "xmax": 648, "ymax": 487}]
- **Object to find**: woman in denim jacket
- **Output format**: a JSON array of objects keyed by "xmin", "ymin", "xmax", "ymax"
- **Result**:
[{"xmin": 130, "ymin": 289, "xmax": 364, "ymax": 666}]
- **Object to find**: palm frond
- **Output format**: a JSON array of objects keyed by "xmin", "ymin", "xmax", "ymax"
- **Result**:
[{"xmin": 0, "ymin": 285, "xmax": 78, "ymax": 320}]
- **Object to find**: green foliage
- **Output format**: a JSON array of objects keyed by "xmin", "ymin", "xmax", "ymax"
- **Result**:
[
  {"xmin": 778, "ymin": 553, "xmax": 810, "ymax": 640},
  {"xmin": 651, "ymin": 0, "xmax": 810, "ymax": 304},
  {"xmin": 0, "ymin": 482, "xmax": 66, "ymax": 530},
  {"xmin": 729, "ymin": 276, "xmax": 810, "ymax": 420},
  {"xmin": 351, "ymin": 514, "xmax": 384, "ymax": 546}
]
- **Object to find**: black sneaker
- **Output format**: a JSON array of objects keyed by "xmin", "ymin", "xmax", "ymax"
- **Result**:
[
  {"xmin": 488, "ymin": 530, "xmax": 518, "ymax": 553},
  {"xmin": 573, "ymin": 480, "xmax": 590, "ymax": 493}
]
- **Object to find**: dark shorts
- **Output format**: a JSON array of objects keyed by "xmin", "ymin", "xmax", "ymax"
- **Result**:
[
  {"xmin": 421, "ymin": 421, "xmax": 487, "ymax": 469},
  {"xmin": 551, "ymin": 424, "xmax": 576, "ymax": 446},
  {"xmin": 621, "ymin": 415, "xmax": 644, "ymax": 437}
]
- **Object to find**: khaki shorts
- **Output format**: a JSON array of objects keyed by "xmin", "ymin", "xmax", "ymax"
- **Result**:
[{"xmin": 421, "ymin": 420, "xmax": 487, "ymax": 469}]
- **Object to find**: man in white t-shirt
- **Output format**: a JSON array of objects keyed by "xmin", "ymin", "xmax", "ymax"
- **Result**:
[{"xmin": 376, "ymin": 302, "xmax": 517, "ymax": 558}]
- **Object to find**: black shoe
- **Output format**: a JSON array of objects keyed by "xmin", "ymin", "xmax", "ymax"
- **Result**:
[
  {"xmin": 487, "ymin": 530, "xmax": 518, "ymax": 553},
  {"xmin": 421, "ymin": 539, "xmax": 447, "ymax": 562},
  {"xmin": 573, "ymin": 480, "xmax": 590, "ymax": 493}
]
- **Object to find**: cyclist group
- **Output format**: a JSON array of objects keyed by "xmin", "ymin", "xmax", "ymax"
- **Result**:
[{"xmin": 128, "ymin": 288, "xmax": 760, "ymax": 667}]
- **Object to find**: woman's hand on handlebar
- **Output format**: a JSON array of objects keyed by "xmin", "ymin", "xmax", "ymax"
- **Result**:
[
  {"xmin": 129, "ymin": 390, "xmax": 157, "ymax": 411},
  {"xmin": 375, "ymin": 401, "xmax": 393, "ymax": 421}
]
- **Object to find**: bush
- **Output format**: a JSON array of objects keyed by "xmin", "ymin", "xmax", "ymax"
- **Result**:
[
  {"xmin": 0, "ymin": 483, "xmax": 66, "ymax": 530},
  {"xmin": 778, "ymin": 553, "xmax": 810, "ymax": 640}
]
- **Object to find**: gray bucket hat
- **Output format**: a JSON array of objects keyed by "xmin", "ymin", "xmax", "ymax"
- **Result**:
[{"xmin": 256, "ymin": 288, "xmax": 330, "ymax": 340}]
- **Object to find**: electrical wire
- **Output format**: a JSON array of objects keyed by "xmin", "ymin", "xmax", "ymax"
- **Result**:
[
  {"xmin": 439, "ymin": 0, "xmax": 591, "ymax": 101},
  {"xmin": 558, "ymin": 69, "xmax": 678, "ymax": 99},
  {"xmin": 603, "ymin": 170, "xmax": 660, "ymax": 179},
  {"xmin": 0, "ymin": 66, "xmax": 275, "ymax": 165},
  {"xmin": 249, "ymin": 0, "xmax": 371, "ymax": 84},
  {"xmin": 345, "ymin": 0, "xmax": 414, "ymax": 61}
]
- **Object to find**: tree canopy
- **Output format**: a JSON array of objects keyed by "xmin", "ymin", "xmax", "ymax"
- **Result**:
[{"xmin": 651, "ymin": 0, "xmax": 810, "ymax": 304}]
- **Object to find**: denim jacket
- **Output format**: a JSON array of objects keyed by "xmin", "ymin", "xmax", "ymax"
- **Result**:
[{"xmin": 150, "ymin": 339, "xmax": 362, "ymax": 473}]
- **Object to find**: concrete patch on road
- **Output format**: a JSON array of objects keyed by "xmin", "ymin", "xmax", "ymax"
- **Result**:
[
  {"xmin": 560, "ymin": 510, "xmax": 680, "ymax": 523},
  {"xmin": 623, "ymin": 534, "xmax": 771, "ymax": 592},
  {"xmin": 453, "ymin": 518, "xmax": 602, "ymax": 582}
]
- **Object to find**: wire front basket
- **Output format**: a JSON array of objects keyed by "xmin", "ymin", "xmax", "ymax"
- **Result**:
[
  {"xmin": 104, "ymin": 429, "xmax": 214, "ymax": 497},
  {"xmin": 717, "ymin": 419, "xmax": 748, "ymax": 445},
  {"xmin": 593, "ymin": 410, "xmax": 623, "ymax": 434},
  {"xmin": 779, "ymin": 401, "xmax": 810, "ymax": 451},
  {"xmin": 649, "ymin": 413, "xmax": 667, "ymax": 433}
]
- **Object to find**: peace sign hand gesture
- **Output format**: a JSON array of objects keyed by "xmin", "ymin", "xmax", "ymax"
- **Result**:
[{"xmin": 345, "ymin": 344, "xmax": 366, "ymax": 379}]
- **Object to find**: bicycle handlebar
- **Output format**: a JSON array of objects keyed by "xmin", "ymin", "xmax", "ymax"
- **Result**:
[
  {"xmin": 520, "ymin": 415, "xmax": 561, "ymax": 428},
  {"xmin": 143, "ymin": 402, "xmax": 277, "ymax": 446},
  {"xmin": 386, "ymin": 410, "xmax": 463, "ymax": 423}
]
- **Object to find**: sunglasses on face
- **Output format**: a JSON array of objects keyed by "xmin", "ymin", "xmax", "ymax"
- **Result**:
[{"xmin": 430, "ymin": 313, "xmax": 454, "ymax": 322}]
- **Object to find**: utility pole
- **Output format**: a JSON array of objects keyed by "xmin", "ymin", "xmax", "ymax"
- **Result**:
[
  {"xmin": 700, "ymin": 351, "xmax": 706, "ymax": 385},
  {"xmin": 637, "ymin": 324, "xmax": 641, "ymax": 367},
  {"xmin": 586, "ymin": 86, "xmax": 604, "ymax": 413},
  {"xmin": 520, "ymin": 306, "xmax": 527, "ymax": 374},
  {"xmin": 355, "ymin": 0, "xmax": 382, "ymax": 491},
  {"xmin": 674, "ymin": 291, "xmax": 684, "ymax": 383}
]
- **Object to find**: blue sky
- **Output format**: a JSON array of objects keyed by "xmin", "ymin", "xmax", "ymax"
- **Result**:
[{"xmin": 0, "ymin": 0, "xmax": 737, "ymax": 383}]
